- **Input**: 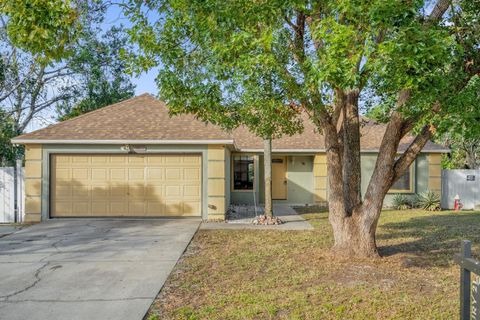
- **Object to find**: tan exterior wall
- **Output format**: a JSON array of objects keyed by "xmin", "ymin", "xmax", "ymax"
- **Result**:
[
  {"xmin": 24, "ymin": 145, "xmax": 43, "ymax": 222},
  {"xmin": 207, "ymin": 145, "xmax": 226, "ymax": 220},
  {"xmin": 313, "ymin": 154, "xmax": 328, "ymax": 206},
  {"xmin": 428, "ymin": 154, "xmax": 442, "ymax": 196}
]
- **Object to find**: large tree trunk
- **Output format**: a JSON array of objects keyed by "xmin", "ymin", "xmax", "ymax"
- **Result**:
[
  {"xmin": 341, "ymin": 89, "xmax": 362, "ymax": 213},
  {"xmin": 320, "ymin": 89, "xmax": 432, "ymax": 258},
  {"xmin": 264, "ymin": 138, "xmax": 273, "ymax": 218},
  {"xmin": 329, "ymin": 205, "xmax": 381, "ymax": 257}
]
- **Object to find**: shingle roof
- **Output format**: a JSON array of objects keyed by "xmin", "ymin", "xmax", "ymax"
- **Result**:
[
  {"xmin": 13, "ymin": 94, "xmax": 231, "ymax": 142},
  {"xmin": 12, "ymin": 94, "xmax": 449, "ymax": 153}
]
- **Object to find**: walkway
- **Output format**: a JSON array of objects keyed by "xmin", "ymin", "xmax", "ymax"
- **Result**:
[{"xmin": 201, "ymin": 205, "xmax": 313, "ymax": 230}]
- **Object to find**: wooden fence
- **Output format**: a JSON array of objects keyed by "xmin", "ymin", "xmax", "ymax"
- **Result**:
[
  {"xmin": 0, "ymin": 161, "xmax": 24, "ymax": 223},
  {"xmin": 455, "ymin": 240, "xmax": 480, "ymax": 320}
]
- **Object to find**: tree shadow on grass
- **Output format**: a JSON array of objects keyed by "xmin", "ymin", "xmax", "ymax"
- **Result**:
[{"xmin": 377, "ymin": 211, "xmax": 480, "ymax": 267}]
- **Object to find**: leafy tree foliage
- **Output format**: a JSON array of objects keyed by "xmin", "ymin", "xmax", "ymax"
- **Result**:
[
  {"xmin": 0, "ymin": 110, "xmax": 22, "ymax": 165},
  {"xmin": 0, "ymin": 2, "xmax": 134, "ymax": 165},
  {"xmin": 0, "ymin": 18, "xmax": 75, "ymax": 138},
  {"xmin": 437, "ymin": 76, "xmax": 480, "ymax": 169},
  {"xmin": 0, "ymin": 0, "xmax": 81, "ymax": 60},
  {"xmin": 57, "ymin": 26, "xmax": 135, "ymax": 121},
  {"xmin": 125, "ymin": 1, "xmax": 303, "ymax": 139},
  {"xmin": 125, "ymin": 0, "xmax": 480, "ymax": 257},
  {"xmin": 124, "ymin": 0, "xmax": 305, "ymax": 217}
]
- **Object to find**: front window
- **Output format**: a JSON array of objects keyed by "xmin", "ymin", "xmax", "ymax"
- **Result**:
[
  {"xmin": 390, "ymin": 164, "xmax": 414, "ymax": 193},
  {"xmin": 233, "ymin": 155, "xmax": 254, "ymax": 190}
]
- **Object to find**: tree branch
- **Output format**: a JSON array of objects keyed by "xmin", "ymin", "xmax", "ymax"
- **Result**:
[
  {"xmin": 428, "ymin": 0, "xmax": 451, "ymax": 21},
  {"xmin": 393, "ymin": 125, "xmax": 434, "ymax": 181}
]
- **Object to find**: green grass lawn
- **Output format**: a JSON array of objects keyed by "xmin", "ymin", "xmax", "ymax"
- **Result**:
[{"xmin": 147, "ymin": 210, "xmax": 480, "ymax": 320}]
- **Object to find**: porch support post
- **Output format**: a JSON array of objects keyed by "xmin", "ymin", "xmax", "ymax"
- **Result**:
[{"xmin": 313, "ymin": 153, "xmax": 328, "ymax": 207}]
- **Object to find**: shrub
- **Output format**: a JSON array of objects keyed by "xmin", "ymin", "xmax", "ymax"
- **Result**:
[
  {"xmin": 414, "ymin": 190, "xmax": 441, "ymax": 211},
  {"xmin": 392, "ymin": 194, "xmax": 411, "ymax": 210}
]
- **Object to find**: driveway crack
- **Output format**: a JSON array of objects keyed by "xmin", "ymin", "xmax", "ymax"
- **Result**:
[
  {"xmin": 39, "ymin": 237, "xmax": 65, "ymax": 262},
  {"xmin": 0, "ymin": 262, "xmax": 50, "ymax": 300}
]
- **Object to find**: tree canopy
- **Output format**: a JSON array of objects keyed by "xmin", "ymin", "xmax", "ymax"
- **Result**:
[
  {"xmin": 0, "ymin": 0, "xmax": 81, "ymax": 60},
  {"xmin": 0, "ymin": 1, "xmax": 135, "ymax": 165},
  {"xmin": 124, "ymin": 0, "xmax": 464, "ymax": 130},
  {"xmin": 125, "ymin": 0, "xmax": 480, "ymax": 257},
  {"xmin": 57, "ymin": 26, "xmax": 135, "ymax": 121}
]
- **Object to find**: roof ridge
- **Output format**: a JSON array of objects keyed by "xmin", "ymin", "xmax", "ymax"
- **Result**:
[{"xmin": 15, "ymin": 93, "xmax": 157, "ymax": 140}]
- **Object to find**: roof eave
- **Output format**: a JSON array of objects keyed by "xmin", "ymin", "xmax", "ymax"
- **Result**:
[
  {"xmin": 238, "ymin": 148, "xmax": 326, "ymax": 153},
  {"xmin": 360, "ymin": 148, "xmax": 451, "ymax": 153},
  {"xmin": 236, "ymin": 148, "xmax": 450, "ymax": 153},
  {"xmin": 11, "ymin": 139, "xmax": 235, "ymax": 145},
  {"xmin": 10, "ymin": 139, "xmax": 450, "ymax": 153}
]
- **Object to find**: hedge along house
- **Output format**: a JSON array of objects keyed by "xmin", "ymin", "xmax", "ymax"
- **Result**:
[{"xmin": 12, "ymin": 94, "xmax": 449, "ymax": 223}]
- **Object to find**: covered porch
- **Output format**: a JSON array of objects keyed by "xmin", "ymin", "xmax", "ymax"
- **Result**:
[{"xmin": 229, "ymin": 153, "xmax": 327, "ymax": 207}]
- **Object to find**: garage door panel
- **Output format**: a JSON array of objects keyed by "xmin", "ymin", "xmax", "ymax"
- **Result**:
[
  {"xmin": 183, "ymin": 201, "xmax": 201, "ymax": 215},
  {"xmin": 51, "ymin": 154, "xmax": 202, "ymax": 217},
  {"xmin": 165, "ymin": 185, "xmax": 181, "ymax": 197},
  {"xmin": 91, "ymin": 156, "xmax": 109, "ymax": 164},
  {"xmin": 110, "ymin": 202, "xmax": 128, "ymax": 214},
  {"xmin": 184, "ymin": 168, "xmax": 200, "ymax": 180},
  {"xmin": 55, "ymin": 168, "xmax": 71, "ymax": 180},
  {"xmin": 147, "ymin": 201, "xmax": 165, "ymax": 215},
  {"xmin": 110, "ymin": 156, "xmax": 127, "ymax": 164},
  {"xmin": 128, "ymin": 168, "xmax": 145, "ymax": 180},
  {"xmin": 91, "ymin": 184, "xmax": 108, "ymax": 199},
  {"xmin": 128, "ymin": 184, "xmax": 145, "ymax": 199},
  {"xmin": 109, "ymin": 183, "xmax": 127, "ymax": 197},
  {"xmin": 183, "ymin": 155, "xmax": 201, "ymax": 165},
  {"xmin": 129, "ymin": 202, "xmax": 146, "ymax": 215},
  {"xmin": 72, "ymin": 168, "xmax": 89, "ymax": 180},
  {"xmin": 165, "ymin": 201, "xmax": 182, "ymax": 215},
  {"xmin": 53, "ymin": 201, "xmax": 72, "ymax": 216},
  {"xmin": 72, "ymin": 184, "xmax": 90, "ymax": 199},
  {"xmin": 128, "ymin": 156, "xmax": 145, "ymax": 164},
  {"xmin": 92, "ymin": 202, "xmax": 108, "ymax": 215},
  {"xmin": 91, "ymin": 168, "xmax": 108, "ymax": 180},
  {"xmin": 145, "ymin": 185, "xmax": 164, "ymax": 199},
  {"xmin": 146, "ymin": 168, "xmax": 164, "ymax": 180},
  {"xmin": 55, "ymin": 184, "xmax": 72, "ymax": 198},
  {"xmin": 147, "ymin": 156, "xmax": 164, "ymax": 165},
  {"xmin": 165, "ymin": 155, "xmax": 182, "ymax": 164},
  {"xmin": 72, "ymin": 156, "xmax": 89, "ymax": 163},
  {"xmin": 55, "ymin": 155, "xmax": 71, "ymax": 165},
  {"xmin": 110, "ymin": 168, "xmax": 127, "ymax": 180},
  {"xmin": 72, "ymin": 202, "xmax": 89, "ymax": 215},
  {"xmin": 165, "ymin": 168, "xmax": 181, "ymax": 180},
  {"xmin": 184, "ymin": 185, "xmax": 200, "ymax": 197}
]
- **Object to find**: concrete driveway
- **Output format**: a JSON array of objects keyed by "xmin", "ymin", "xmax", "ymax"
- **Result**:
[{"xmin": 0, "ymin": 219, "xmax": 200, "ymax": 320}]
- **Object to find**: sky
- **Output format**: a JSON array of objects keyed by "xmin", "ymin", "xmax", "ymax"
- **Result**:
[{"xmin": 103, "ymin": 5, "xmax": 159, "ymax": 96}]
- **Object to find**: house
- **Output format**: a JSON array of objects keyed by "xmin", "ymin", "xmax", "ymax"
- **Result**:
[{"xmin": 12, "ymin": 94, "xmax": 448, "ymax": 222}]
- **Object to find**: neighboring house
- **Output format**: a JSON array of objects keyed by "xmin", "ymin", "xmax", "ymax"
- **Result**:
[{"xmin": 12, "ymin": 94, "xmax": 448, "ymax": 222}]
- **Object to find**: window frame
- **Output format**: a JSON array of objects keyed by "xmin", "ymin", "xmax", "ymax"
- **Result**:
[
  {"xmin": 388, "ymin": 160, "xmax": 415, "ymax": 194},
  {"xmin": 231, "ymin": 153, "xmax": 256, "ymax": 192}
]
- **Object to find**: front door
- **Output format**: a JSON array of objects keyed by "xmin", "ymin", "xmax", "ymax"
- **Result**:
[{"xmin": 272, "ymin": 156, "xmax": 287, "ymax": 200}]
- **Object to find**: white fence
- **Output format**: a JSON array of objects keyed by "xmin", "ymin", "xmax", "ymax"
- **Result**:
[
  {"xmin": 442, "ymin": 169, "xmax": 480, "ymax": 210},
  {"xmin": 0, "ymin": 162, "xmax": 24, "ymax": 223}
]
